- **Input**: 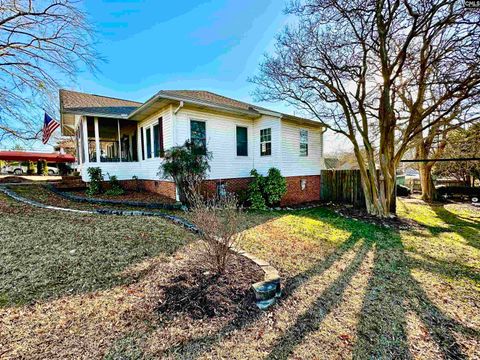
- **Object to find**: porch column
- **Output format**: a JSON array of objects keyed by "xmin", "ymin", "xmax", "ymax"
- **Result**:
[
  {"xmin": 82, "ymin": 117, "xmax": 89, "ymax": 164},
  {"xmin": 117, "ymin": 119, "xmax": 122, "ymax": 163},
  {"xmin": 94, "ymin": 117, "xmax": 100, "ymax": 163}
]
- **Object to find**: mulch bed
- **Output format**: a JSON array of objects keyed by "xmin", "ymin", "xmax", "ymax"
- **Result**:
[
  {"xmin": 0, "ymin": 176, "xmax": 31, "ymax": 183},
  {"xmin": 155, "ymin": 252, "xmax": 263, "ymax": 322},
  {"xmin": 331, "ymin": 204, "xmax": 416, "ymax": 230},
  {"xmin": 68, "ymin": 189, "xmax": 177, "ymax": 204}
]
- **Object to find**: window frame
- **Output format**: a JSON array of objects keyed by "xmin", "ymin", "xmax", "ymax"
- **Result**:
[
  {"xmin": 300, "ymin": 129, "xmax": 309, "ymax": 157},
  {"xmin": 236, "ymin": 125, "xmax": 249, "ymax": 157},
  {"xmin": 260, "ymin": 127, "xmax": 272, "ymax": 157},
  {"xmin": 146, "ymin": 127, "xmax": 152, "ymax": 159},
  {"xmin": 190, "ymin": 119, "xmax": 207, "ymax": 155}
]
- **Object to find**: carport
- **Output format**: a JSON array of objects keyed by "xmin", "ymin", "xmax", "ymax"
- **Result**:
[
  {"xmin": 0, "ymin": 151, "xmax": 75, "ymax": 176},
  {"xmin": 0, "ymin": 151, "xmax": 75, "ymax": 163}
]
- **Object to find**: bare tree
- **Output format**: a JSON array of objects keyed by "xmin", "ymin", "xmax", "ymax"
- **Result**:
[
  {"xmin": 0, "ymin": 0, "xmax": 98, "ymax": 142},
  {"xmin": 413, "ymin": 108, "xmax": 479, "ymax": 200},
  {"xmin": 188, "ymin": 187, "xmax": 244, "ymax": 274},
  {"xmin": 252, "ymin": 0, "xmax": 480, "ymax": 216}
]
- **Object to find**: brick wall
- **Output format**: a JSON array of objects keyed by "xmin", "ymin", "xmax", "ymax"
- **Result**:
[
  {"xmin": 202, "ymin": 177, "xmax": 252, "ymax": 198},
  {"xmin": 280, "ymin": 175, "xmax": 321, "ymax": 206},
  {"xmin": 119, "ymin": 179, "xmax": 176, "ymax": 199},
  {"xmin": 67, "ymin": 175, "xmax": 320, "ymax": 206},
  {"xmin": 201, "ymin": 175, "xmax": 320, "ymax": 206}
]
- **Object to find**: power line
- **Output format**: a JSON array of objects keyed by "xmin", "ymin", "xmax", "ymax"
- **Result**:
[{"xmin": 401, "ymin": 158, "xmax": 480, "ymax": 163}]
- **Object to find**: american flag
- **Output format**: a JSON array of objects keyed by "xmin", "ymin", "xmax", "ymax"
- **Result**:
[{"xmin": 42, "ymin": 113, "xmax": 60, "ymax": 144}]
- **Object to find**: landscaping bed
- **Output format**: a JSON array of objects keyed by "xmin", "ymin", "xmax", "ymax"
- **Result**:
[
  {"xmin": 67, "ymin": 188, "xmax": 178, "ymax": 204},
  {"xmin": 6, "ymin": 184, "xmax": 182, "ymax": 214}
]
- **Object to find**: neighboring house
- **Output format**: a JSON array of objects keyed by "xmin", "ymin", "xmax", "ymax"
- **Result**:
[
  {"xmin": 59, "ymin": 89, "xmax": 326, "ymax": 205},
  {"xmin": 324, "ymin": 157, "xmax": 340, "ymax": 170}
]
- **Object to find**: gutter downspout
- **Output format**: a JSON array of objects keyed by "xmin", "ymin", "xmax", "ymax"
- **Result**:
[{"xmin": 174, "ymin": 101, "xmax": 184, "ymax": 115}]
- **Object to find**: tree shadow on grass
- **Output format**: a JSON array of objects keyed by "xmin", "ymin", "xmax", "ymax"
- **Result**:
[
  {"xmin": 157, "ymin": 207, "xmax": 478, "ymax": 359},
  {"xmin": 429, "ymin": 204, "xmax": 480, "ymax": 250}
]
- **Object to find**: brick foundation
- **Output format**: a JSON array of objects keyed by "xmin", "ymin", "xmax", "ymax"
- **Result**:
[
  {"xmin": 119, "ymin": 179, "xmax": 176, "ymax": 200},
  {"xmin": 201, "ymin": 175, "xmax": 321, "ymax": 206},
  {"xmin": 58, "ymin": 175, "xmax": 321, "ymax": 206},
  {"xmin": 280, "ymin": 175, "xmax": 321, "ymax": 206}
]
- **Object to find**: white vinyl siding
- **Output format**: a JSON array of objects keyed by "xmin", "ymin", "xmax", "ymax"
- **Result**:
[
  {"xmin": 79, "ymin": 104, "xmax": 325, "ymax": 182},
  {"xmin": 280, "ymin": 119, "xmax": 323, "ymax": 177},
  {"xmin": 174, "ymin": 106, "xmax": 254, "ymax": 179}
]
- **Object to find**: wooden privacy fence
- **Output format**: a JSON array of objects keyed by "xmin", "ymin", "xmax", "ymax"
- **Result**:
[{"xmin": 320, "ymin": 170, "xmax": 366, "ymax": 208}]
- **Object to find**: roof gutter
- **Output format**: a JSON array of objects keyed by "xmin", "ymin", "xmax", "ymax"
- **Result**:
[{"xmin": 128, "ymin": 92, "xmax": 260, "ymax": 120}]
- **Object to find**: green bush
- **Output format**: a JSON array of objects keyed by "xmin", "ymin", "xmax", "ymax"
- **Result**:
[
  {"xmin": 86, "ymin": 167, "xmax": 103, "ymax": 196},
  {"xmin": 104, "ymin": 174, "xmax": 125, "ymax": 196},
  {"xmin": 160, "ymin": 140, "xmax": 211, "ymax": 204},
  {"xmin": 58, "ymin": 163, "xmax": 71, "ymax": 176},
  {"xmin": 264, "ymin": 167, "xmax": 287, "ymax": 206},
  {"xmin": 247, "ymin": 168, "xmax": 287, "ymax": 209},
  {"xmin": 37, "ymin": 160, "xmax": 48, "ymax": 176},
  {"xmin": 248, "ymin": 169, "xmax": 267, "ymax": 210},
  {"xmin": 27, "ymin": 161, "xmax": 35, "ymax": 175}
]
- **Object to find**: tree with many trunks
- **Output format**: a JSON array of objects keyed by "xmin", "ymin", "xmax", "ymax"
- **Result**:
[{"xmin": 252, "ymin": 0, "xmax": 480, "ymax": 216}]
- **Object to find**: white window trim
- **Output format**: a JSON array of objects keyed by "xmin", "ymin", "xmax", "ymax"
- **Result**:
[
  {"xmin": 300, "ymin": 129, "xmax": 309, "ymax": 157},
  {"xmin": 260, "ymin": 127, "xmax": 272, "ymax": 157},
  {"xmin": 235, "ymin": 124, "xmax": 250, "ymax": 158}
]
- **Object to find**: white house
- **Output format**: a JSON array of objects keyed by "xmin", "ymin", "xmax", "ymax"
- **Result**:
[{"xmin": 59, "ymin": 89, "xmax": 326, "ymax": 205}]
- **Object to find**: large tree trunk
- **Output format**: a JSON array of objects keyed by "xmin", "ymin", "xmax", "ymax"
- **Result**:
[
  {"xmin": 355, "ymin": 146, "xmax": 396, "ymax": 217},
  {"xmin": 419, "ymin": 163, "xmax": 436, "ymax": 201}
]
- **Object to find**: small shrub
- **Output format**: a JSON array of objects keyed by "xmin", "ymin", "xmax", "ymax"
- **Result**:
[
  {"xmin": 188, "ymin": 192, "xmax": 244, "ymax": 274},
  {"xmin": 247, "ymin": 168, "xmax": 287, "ymax": 209},
  {"xmin": 58, "ymin": 163, "xmax": 71, "ymax": 176},
  {"xmin": 37, "ymin": 160, "xmax": 43, "ymax": 175},
  {"xmin": 396, "ymin": 184, "xmax": 411, "ymax": 197},
  {"xmin": 27, "ymin": 161, "xmax": 35, "ymax": 175},
  {"xmin": 104, "ymin": 174, "xmax": 125, "ymax": 196},
  {"xmin": 247, "ymin": 169, "xmax": 267, "ymax": 210},
  {"xmin": 264, "ymin": 167, "xmax": 287, "ymax": 206},
  {"xmin": 160, "ymin": 140, "xmax": 211, "ymax": 205},
  {"xmin": 86, "ymin": 167, "xmax": 103, "ymax": 196}
]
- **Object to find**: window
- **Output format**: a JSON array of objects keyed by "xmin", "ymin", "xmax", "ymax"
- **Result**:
[
  {"xmin": 236, "ymin": 126, "xmax": 248, "ymax": 156},
  {"xmin": 153, "ymin": 124, "xmax": 159, "ymax": 157},
  {"xmin": 190, "ymin": 120, "xmax": 206, "ymax": 155},
  {"xmin": 260, "ymin": 128, "xmax": 271, "ymax": 156},
  {"xmin": 300, "ymin": 129, "xmax": 308, "ymax": 156},
  {"xmin": 146, "ymin": 127, "xmax": 152, "ymax": 159},
  {"xmin": 140, "ymin": 127, "xmax": 145, "ymax": 160},
  {"xmin": 158, "ymin": 117, "xmax": 164, "ymax": 157}
]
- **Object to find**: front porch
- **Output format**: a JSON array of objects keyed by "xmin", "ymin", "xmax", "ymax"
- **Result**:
[{"xmin": 75, "ymin": 116, "xmax": 146, "ymax": 180}]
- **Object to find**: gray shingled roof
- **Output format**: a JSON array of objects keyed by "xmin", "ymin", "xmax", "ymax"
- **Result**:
[
  {"xmin": 60, "ymin": 89, "xmax": 141, "ymax": 118},
  {"xmin": 60, "ymin": 89, "xmax": 321, "ymax": 127}
]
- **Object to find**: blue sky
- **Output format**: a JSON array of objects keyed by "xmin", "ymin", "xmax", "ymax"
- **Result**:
[
  {"xmin": 11, "ymin": 0, "xmax": 347, "ymax": 152},
  {"xmin": 78, "ymin": 0, "xmax": 287, "ymax": 106}
]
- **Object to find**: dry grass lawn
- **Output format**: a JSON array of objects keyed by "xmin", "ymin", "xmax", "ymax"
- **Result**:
[{"xmin": 0, "ymin": 188, "xmax": 479, "ymax": 359}]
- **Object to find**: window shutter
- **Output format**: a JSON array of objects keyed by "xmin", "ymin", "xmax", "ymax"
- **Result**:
[{"xmin": 158, "ymin": 117, "xmax": 164, "ymax": 157}]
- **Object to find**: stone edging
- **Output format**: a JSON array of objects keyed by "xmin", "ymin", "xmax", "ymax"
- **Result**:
[
  {"xmin": 0, "ymin": 185, "xmax": 281, "ymax": 309},
  {"xmin": 46, "ymin": 185, "xmax": 183, "ymax": 211}
]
